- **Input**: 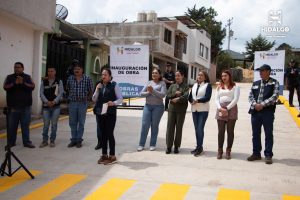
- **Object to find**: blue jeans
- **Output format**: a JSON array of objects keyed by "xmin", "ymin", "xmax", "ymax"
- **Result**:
[
  {"xmin": 42, "ymin": 106, "xmax": 60, "ymax": 142},
  {"xmin": 8, "ymin": 106, "xmax": 32, "ymax": 145},
  {"xmin": 192, "ymin": 111, "xmax": 209, "ymax": 150},
  {"xmin": 251, "ymin": 110, "xmax": 274, "ymax": 157},
  {"xmin": 139, "ymin": 104, "xmax": 164, "ymax": 147},
  {"xmin": 68, "ymin": 101, "xmax": 88, "ymax": 143}
]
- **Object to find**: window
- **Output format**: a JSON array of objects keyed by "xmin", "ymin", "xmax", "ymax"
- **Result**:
[
  {"xmin": 191, "ymin": 66, "xmax": 193, "ymax": 79},
  {"xmin": 199, "ymin": 43, "xmax": 204, "ymax": 57},
  {"xmin": 164, "ymin": 28, "xmax": 172, "ymax": 44},
  {"xmin": 194, "ymin": 67, "xmax": 197, "ymax": 80},
  {"xmin": 183, "ymin": 37, "xmax": 187, "ymax": 54},
  {"xmin": 205, "ymin": 47, "xmax": 209, "ymax": 59}
]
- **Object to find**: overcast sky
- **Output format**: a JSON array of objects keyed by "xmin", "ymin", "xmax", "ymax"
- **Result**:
[{"xmin": 57, "ymin": 0, "xmax": 300, "ymax": 53}]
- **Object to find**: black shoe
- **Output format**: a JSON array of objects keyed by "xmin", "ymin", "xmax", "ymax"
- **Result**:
[
  {"xmin": 194, "ymin": 149, "xmax": 203, "ymax": 157},
  {"xmin": 247, "ymin": 154, "xmax": 262, "ymax": 161},
  {"xmin": 95, "ymin": 144, "xmax": 102, "ymax": 150},
  {"xmin": 165, "ymin": 148, "xmax": 171, "ymax": 154},
  {"xmin": 68, "ymin": 141, "xmax": 77, "ymax": 148},
  {"xmin": 265, "ymin": 157, "xmax": 273, "ymax": 164},
  {"xmin": 298, "ymin": 113, "xmax": 300, "ymax": 118},
  {"xmin": 76, "ymin": 142, "xmax": 82, "ymax": 148},
  {"xmin": 289, "ymin": 104, "xmax": 295, "ymax": 107},
  {"xmin": 174, "ymin": 147, "xmax": 179, "ymax": 154},
  {"xmin": 24, "ymin": 143, "xmax": 35, "ymax": 148},
  {"xmin": 191, "ymin": 148, "xmax": 198, "ymax": 154}
]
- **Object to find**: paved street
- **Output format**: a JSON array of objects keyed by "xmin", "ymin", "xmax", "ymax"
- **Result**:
[{"xmin": 0, "ymin": 83, "xmax": 299, "ymax": 200}]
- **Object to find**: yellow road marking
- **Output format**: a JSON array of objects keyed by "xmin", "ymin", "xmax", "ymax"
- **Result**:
[
  {"xmin": 0, "ymin": 170, "xmax": 41, "ymax": 193},
  {"xmin": 280, "ymin": 95, "xmax": 300, "ymax": 128},
  {"xmin": 85, "ymin": 178, "xmax": 136, "ymax": 200},
  {"xmin": 151, "ymin": 183, "xmax": 190, "ymax": 200},
  {"xmin": 283, "ymin": 194, "xmax": 300, "ymax": 200},
  {"xmin": 216, "ymin": 188, "xmax": 250, "ymax": 200},
  {"xmin": 20, "ymin": 174, "xmax": 86, "ymax": 200}
]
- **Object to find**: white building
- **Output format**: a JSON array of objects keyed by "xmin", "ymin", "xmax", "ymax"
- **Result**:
[{"xmin": 0, "ymin": 0, "xmax": 56, "ymax": 114}]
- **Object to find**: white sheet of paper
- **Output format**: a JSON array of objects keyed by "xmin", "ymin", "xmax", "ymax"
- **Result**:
[{"xmin": 101, "ymin": 103, "xmax": 108, "ymax": 115}]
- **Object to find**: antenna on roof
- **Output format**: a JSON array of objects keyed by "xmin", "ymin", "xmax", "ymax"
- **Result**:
[{"xmin": 56, "ymin": 4, "xmax": 68, "ymax": 20}]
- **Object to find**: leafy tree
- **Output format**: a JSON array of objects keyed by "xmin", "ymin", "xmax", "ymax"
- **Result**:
[
  {"xmin": 276, "ymin": 43, "xmax": 300, "ymax": 67},
  {"xmin": 186, "ymin": 5, "xmax": 226, "ymax": 63},
  {"xmin": 216, "ymin": 52, "xmax": 234, "ymax": 79},
  {"xmin": 245, "ymin": 34, "xmax": 275, "ymax": 62}
]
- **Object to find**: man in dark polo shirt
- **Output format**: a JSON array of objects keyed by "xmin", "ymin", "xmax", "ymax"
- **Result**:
[
  {"xmin": 3, "ymin": 62, "xmax": 35, "ymax": 148},
  {"xmin": 163, "ymin": 62, "xmax": 175, "ymax": 111},
  {"xmin": 247, "ymin": 64, "xmax": 279, "ymax": 164}
]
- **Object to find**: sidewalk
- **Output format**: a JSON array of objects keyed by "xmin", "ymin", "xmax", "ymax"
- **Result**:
[{"xmin": 0, "ymin": 83, "xmax": 299, "ymax": 200}]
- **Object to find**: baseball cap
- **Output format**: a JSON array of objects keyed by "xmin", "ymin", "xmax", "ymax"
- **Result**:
[
  {"xmin": 290, "ymin": 59, "xmax": 295, "ymax": 63},
  {"xmin": 255, "ymin": 64, "xmax": 271, "ymax": 71}
]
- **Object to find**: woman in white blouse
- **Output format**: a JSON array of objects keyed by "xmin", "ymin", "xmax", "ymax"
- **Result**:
[
  {"xmin": 188, "ymin": 70, "xmax": 212, "ymax": 157},
  {"xmin": 215, "ymin": 70, "xmax": 240, "ymax": 160}
]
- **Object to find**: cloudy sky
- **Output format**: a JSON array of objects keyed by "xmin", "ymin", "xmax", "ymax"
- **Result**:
[{"xmin": 57, "ymin": 0, "xmax": 299, "ymax": 53}]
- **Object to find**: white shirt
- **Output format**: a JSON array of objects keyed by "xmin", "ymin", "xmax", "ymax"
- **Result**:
[{"xmin": 215, "ymin": 85, "xmax": 240, "ymax": 110}]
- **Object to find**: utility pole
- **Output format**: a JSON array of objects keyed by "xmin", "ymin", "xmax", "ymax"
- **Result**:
[{"xmin": 226, "ymin": 18, "xmax": 233, "ymax": 50}]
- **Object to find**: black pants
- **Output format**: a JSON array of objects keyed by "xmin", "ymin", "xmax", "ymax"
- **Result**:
[
  {"xmin": 97, "ymin": 114, "xmax": 116, "ymax": 156},
  {"xmin": 288, "ymin": 84, "xmax": 300, "ymax": 106},
  {"xmin": 165, "ymin": 96, "xmax": 170, "ymax": 110},
  {"xmin": 217, "ymin": 120, "xmax": 236, "ymax": 149},
  {"xmin": 96, "ymin": 115, "xmax": 102, "ymax": 145}
]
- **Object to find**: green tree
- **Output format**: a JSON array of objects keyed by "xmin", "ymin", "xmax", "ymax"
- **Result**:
[
  {"xmin": 185, "ymin": 5, "xmax": 226, "ymax": 63},
  {"xmin": 276, "ymin": 43, "xmax": 300, "ymax": 67},
  {"xmin": 245, "ymin": 34, "xmax": 275, "ymax": 62},
  {"xmin": 216, "ymin": 52, "xmax": 234, "ymax": 79}
]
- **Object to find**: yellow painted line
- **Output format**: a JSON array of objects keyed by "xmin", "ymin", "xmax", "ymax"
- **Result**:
[
  {"xmin": 151, "ymin": 183, "xmax": 190, "ymax": 200},
  {"xmin": 0, "ymin": 170, "xmax": 42, "ymax": 193},
  {"xmin": 279, "ymin": 95, "xmax": 300, "ymax": 128},
  {"xmin": 20, "ymin": 174, "xmax": 86, "ymax": 200},
  {"xmin": 283, "ymin": 194, "xmax": 300, "ymax": 200},
  {"xmin": 216, "ymin": 188, "xmax": 250, "ymax": 200},
  {"xmin": 85, "ymin": 178, "xmax": 136, "ymax": 200}
]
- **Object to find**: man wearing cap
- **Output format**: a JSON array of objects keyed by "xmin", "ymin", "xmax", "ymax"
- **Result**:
[
  {"xmin": 66, "ymin": 64, "xmax": 93, "ymax": 148},
  {"xmin": 285, "ymin": 59, "xmax": 300, "ymax": 107},
  {"xmin": 247, "ymin": 64, "xmax": 279, "ymax": 164},
  {"xmin": 163, "ymin": 63, "xmax": 175, "ymax": 111}
]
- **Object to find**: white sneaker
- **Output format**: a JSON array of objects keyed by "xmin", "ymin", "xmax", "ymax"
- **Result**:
[
  {"xmin": 149, "ymin": 146, "xmax": 156, "ymax": 151},
  {"xmin": 137, "ymin": 146, "xmax": 144, "ymax": 151}
]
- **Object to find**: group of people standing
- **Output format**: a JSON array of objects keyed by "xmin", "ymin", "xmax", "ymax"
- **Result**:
[
  {"xmin": 3, "ymin": 60, "xmax": 283, "ymax": 165},
  {"xmin": 136, "ymin": 63, "xmax": 240, "ymax": 161}
]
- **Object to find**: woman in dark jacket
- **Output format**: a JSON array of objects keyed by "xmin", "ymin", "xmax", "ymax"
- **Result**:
[
  {"xmin": 92, "ymin": 68, "xmax": 123, "ymax": 165},
  {"xmin": 165, "ymin": 70, "xmax": 189, "ymax": 154}
]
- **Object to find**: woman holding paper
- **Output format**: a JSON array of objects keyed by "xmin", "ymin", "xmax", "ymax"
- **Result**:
[
  {"xmin": 137, "ymin": 68, "xmax": 166, "ymax": 151},
  {"xmin": 215, "ymin": 70, "xmax": 240, "ymax": 160},
  {"xmin": 92, "ymin": 68, "xmax": 123, "ymax": 165}
]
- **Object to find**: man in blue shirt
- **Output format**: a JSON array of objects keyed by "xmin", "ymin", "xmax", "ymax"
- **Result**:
[{"xmin": 66, "ymin": 64, "xmax": 93, "ymax": 148}]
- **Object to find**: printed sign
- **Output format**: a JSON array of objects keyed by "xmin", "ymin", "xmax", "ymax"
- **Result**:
[{"xmin": 110, "ymin": 45, "xmax": 149, "ymax": 98}]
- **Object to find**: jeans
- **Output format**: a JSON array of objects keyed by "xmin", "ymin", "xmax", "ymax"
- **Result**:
[
  {"xmin": 8, "ymin": 106, "xmax": 32, "ymax": 145},
  {"xmin": 192, "ymin": 111, "xmax": 209, "ymax": 150},
  {"xmin": 98, "ymin": 114, "xmax": 116, "ymax": 155},
  {"xmin": 96, "ymin": 115, "xmax": 102, "ymax": 145},
  {"xmin": 139, "ymin": 104, "xmax": 164, "ymax": 147},
  {"xmin": 68, "ymin": 101, "xmax": 88, "ymax": 143},
  {"xmin": 42, "ymin": 106, "xmax": 60, "ymax": 142},
  {"xmin": 251, "ymin": 110, "xmax": 274, "ymax": 157}
]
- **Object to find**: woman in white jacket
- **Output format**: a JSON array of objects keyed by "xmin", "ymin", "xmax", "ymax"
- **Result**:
[
  {"xmin": 215, "ymin": 70, "xmax": 240, "ymax": 160},
  {"xmin": 188, "ymin": 70, "xmax": 212, "ymax": 157}
]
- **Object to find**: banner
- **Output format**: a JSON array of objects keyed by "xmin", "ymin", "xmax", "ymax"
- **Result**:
[
  {"xmin": 254, "ymin": 50, "xmax": 285, "ymax": 94},
  {"xmin": 110, "ymin": 45, "xmax": 149, "ymax": 98}
]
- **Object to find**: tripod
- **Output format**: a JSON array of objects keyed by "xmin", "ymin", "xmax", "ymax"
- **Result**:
[{"xmin": 0, "ymin": 107, "xmax": 34, "ymax": 179}]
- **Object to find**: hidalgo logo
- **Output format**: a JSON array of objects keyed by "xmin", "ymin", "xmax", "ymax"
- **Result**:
[{"xmin": 261, "ymin": 10, "xmax": 290, "ymax": 38}]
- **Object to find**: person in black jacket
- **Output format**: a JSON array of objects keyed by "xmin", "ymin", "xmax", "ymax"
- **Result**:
[
  {"xmin": 163, "ymin": 63, "xmax": 175, "ymax": 111},
  {"xmin": 285, "ymin": 59, "xmax": 300, "ymax": 107},
  {"xmin": 3, "ymin": 62, "xmax": 35, "ymax": 148},
  {"xmin": 92, "ymin": 68, "xmax": 123, "ymax": 165},
  {"xmin": 247, "ymin": 64, "xmax": 279, "ymax": 164},
  {"xmin": 39, "ymin": 67, "xmax": 64, "ymax": 148}
]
